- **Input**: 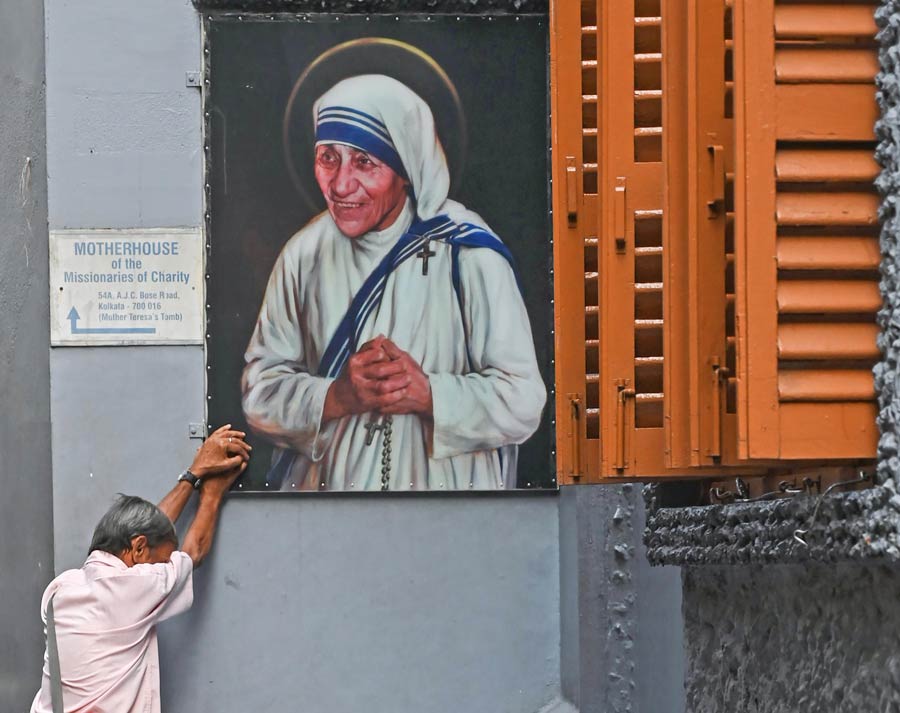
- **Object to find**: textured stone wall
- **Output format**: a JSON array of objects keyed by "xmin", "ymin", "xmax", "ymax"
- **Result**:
[
  {"xmin": 877, "ymin": 0, "xmax": 900, "ymax": 485},
  {"xmin": 683, "ymin": 562, "xmax": 900, "ymax": 713}
]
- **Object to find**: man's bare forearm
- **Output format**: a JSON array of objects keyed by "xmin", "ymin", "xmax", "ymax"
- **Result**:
[
  {"xmin": 180, "ymin": 492, "xmax": 225, "ymax": 568},
  {"xmin": 157, "ymin": 480, "xmax": 194, "ymax": 524}
]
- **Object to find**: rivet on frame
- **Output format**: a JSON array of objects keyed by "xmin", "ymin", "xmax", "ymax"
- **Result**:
[
  {"xmin": 207, "ymin": 395, "xmax": 212, "ymax": 400},
  {"xmin": 350, "ymin": 482, "xmax": 355, "ymax": 488},
  {"xmin": 291, "ymin": 483, "xmax": 296, "ymax": 488},
  {"xmin": 366, "ymin": 16, "xmax": 371, "ymax": 21},
  {"xmin": 207, "ymin": 365, "xmax": 211, "ymax": 370},
  {"xmin": 238, "ymin": 482, "xmax": 243, "ymax": 488},
  {"xmin": 238, "ymin": 15, "xmax": 243, "ymax": 21},
  {"xmin": 527, "ymin": 482, "xmax": 533, "ymax": 487},
  {"xmin": 409, "ymin": 482, "xmax": 413, "ymax": 487}
]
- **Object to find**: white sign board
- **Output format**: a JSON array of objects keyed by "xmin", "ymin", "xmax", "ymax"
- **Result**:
[{"xmin": 50, "ymin": 229, "xmax": 204, "ymax": 346}]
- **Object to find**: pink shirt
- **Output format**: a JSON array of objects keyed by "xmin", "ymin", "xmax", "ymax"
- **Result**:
[{"xmin": 30, "ymin": 550, "xmax": 194, "ymax": 713}]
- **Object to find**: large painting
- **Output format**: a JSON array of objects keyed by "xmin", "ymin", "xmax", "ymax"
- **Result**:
[{"xmin": 205, "ymin": 14, "xmax": 554, "ymax": 491}]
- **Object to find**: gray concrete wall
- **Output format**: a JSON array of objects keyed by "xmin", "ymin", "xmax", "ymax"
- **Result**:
[
  {"xmin": 683, "ymin": 563, "xmax": 900, "ymax": 712},
  {"xmin": 0, "ymin": 0, "xmax": 54, "ymax": 710}
]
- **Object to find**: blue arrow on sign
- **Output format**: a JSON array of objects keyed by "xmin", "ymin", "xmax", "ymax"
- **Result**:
[{"xmin": 67, "ymin": 306, "xmax": 156, "ymax": 335}]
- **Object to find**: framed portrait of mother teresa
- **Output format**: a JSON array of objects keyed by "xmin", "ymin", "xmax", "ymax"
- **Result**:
[{"xmin": 204, "ymin": 13, "xmax": 554, "ymax": 491}]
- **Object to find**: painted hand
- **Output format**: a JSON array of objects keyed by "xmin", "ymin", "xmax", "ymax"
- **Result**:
[
  {"xmin": 323, "ymin": 336, "xmax": 412, "ymax": 420},
  {"xmin": 376, "ymin": 339, "xmax": 433, "ymax": 418}
]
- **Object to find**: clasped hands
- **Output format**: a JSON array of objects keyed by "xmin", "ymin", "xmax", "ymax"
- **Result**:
[
  {"xmin": 189, "ymin": 424, "xmax": 252, "ymax": 496},
  {"xmin": 323, "ymin": 336, "xmax": 433, "ymax": 421}
]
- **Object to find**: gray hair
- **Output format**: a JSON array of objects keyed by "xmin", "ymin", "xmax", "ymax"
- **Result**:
[{"xmin": 88, "ymin": 494, "xmax": 177, "ymax": 556}]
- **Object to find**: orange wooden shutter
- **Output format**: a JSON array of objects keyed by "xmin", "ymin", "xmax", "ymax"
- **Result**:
[
  {"xmin": 551, "ymin": 0, "xmax": 879, "ymax": 482},
  {"xmin": 662, "ymin": 0, "xmax": 738, "ymax": 468},
  {"xmin": 731, "ymin": 0, "xmax": 880, "ymax": 460},
  {"xmin": 551, "ymin": 0, "xmax": 594, "ymax": 482}
]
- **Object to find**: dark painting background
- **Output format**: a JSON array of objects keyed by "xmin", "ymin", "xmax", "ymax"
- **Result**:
[{"xmin": 205, "ymin": 14, "xmax": 554, "ymax": 490}]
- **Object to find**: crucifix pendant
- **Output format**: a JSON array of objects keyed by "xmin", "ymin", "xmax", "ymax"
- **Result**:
[
  {"xmin": 416, "ymin": 240, "xmax": 436, "ymax": 276},
  {"xmin": 364, "ymin": 417, "xmax": 385, "ymax": 446}
]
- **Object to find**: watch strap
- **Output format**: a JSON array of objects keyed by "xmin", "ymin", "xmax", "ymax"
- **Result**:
[{"xmin": 178, "ymin": 469, "xmax": 202, "ymax": 490}]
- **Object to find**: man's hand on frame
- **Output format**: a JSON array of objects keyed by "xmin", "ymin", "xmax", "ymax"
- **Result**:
[
  {"xmin": 200, "ymin": 460, "xmax": 248, "ymax": 499},
  {"xmin": 190, "ymin": 424, "xmax": 251, "ymax": 478}
]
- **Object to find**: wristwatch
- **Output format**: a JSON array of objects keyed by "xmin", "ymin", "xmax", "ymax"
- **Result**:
[{"xmin": 177, "ymin": 469, "xmax": 202, "ymax": 490}]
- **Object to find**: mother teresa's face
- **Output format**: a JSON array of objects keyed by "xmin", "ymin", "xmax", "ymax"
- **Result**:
[{"xmin": 314, "ymin": 144, "xmax": 408, "ymax": 239}]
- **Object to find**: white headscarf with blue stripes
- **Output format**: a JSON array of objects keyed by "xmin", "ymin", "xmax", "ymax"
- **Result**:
[{"xmin": 313, "ymin": 74, "xmax": 451, "ymax": 221}]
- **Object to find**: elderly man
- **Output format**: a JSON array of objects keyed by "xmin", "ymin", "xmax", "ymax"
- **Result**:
[
  {"xmin": 29, "ymin": 425, "xmax": 250, "ymax": 713},
  {"xmin": 243, "ymin": 74, "xmax": 546, "ymax": 491}
]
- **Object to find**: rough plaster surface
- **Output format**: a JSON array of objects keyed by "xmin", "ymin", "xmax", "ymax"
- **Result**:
[
  {"xmin": 645, "ymin": 0, "xmax": 900, "ymax": 568},
  {"xmin": 644, "ymin": 486, "xmax": 900, "ymax": 565},
  {"xmin": 194, "ymin": 0, "xmax": 547, "ymax": 13},
  {"xmin": 559, "ymin": 486, "xmax": 685, "ymax": 713},
  {"xmin": 0, "ymin": 1, "xmax": 54, "ymax": 710},
  {"xmin": 876, "ymin": 1, "xmax": 900, "ymax": 486},
  {"xmin": 683, "ymin": 563, "xmax": 900, "ymax": 713}
]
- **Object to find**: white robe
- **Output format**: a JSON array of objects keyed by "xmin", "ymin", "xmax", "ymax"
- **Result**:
[{"xmin": 242, "ymin": 198, "xmax": 547, "ymax": 490}]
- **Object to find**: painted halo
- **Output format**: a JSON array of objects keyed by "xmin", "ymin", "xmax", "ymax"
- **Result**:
[{"xmin": 282, "ymin": 37, "xmax": 467, "ymax": 212}]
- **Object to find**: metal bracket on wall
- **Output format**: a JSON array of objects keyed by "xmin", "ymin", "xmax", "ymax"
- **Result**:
[
  {"xmin": 185, "ymin": 71, "xmax": 202, "ymax": 89},
  {"xmin": 188, "ymin": 422, "xmax": 207, "ymax": 440}
]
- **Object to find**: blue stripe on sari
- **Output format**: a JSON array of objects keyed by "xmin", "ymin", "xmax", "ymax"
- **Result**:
[{"xmin": 315, "ymin": 122, "xmax": 407, "ymax": 180}]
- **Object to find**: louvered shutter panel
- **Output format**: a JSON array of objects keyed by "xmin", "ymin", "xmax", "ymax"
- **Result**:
[
  {"xmin": 732, "ymin": 0, "xmax": 880, "ymax": 459},
  {"xmin": 551, "ymin": 0, "xmax": 594, "ymax": 482},
  {"xmin": 662, "ymin": 0, "xmax": 740, "ymax": 467}
]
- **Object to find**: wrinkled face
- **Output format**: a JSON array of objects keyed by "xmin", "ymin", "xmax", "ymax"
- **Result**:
[{"xmin": 314, "ymin": 144, "xmax": 408, "ymax": 239}]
